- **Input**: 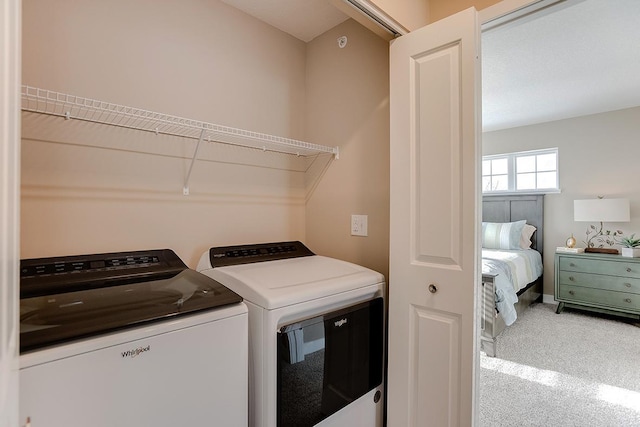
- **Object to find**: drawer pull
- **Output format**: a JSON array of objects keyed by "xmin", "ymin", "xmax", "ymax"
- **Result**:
[
  {"xmin": 570, "ymin": 263, "xmax": 576, "ymax": 267},
  {"xmin": 625, "ymin": 283, "xmax": 632, "ymax": 288},
  {"xmin": 625, "ymin": 298, "xmax": 632, "ymax": 303},
  {"xmin": 569, "ymin": 290, "xmax": 575, "ymax": 296},
  {"xmin": 627, "ymin": 267, "xmax": 632, "ymax": 273},
  {"xmin": 569, "ymin": 276, "xmax": 575, "ymax": 282}
]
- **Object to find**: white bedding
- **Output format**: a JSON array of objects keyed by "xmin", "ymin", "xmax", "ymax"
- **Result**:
[{"xmin": 482, "ymin": 248, "xmax": 543, "ymax": 326}]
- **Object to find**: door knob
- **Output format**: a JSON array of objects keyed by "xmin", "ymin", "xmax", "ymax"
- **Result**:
[{"xmin": 428, "ymin": 284, "xmax": 438, "ymax": 293}]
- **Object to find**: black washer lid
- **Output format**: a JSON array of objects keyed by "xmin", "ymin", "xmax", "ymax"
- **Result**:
[{"xmin": 20, "ymin": 249, "xmax": 242, "ymax": 353}]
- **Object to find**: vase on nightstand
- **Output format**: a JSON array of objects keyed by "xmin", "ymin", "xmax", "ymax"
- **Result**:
[{"xmin": 621, "ymin": 247, "xmax": 640, "ymax": 258}]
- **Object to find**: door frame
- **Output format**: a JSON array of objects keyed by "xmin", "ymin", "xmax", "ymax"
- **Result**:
[
  {"xmin": 479, "ymin": 0, "xmax": 571, "ymax": 27},
  {"xmin": 0, "ymin": 0, "xmax": 21, "ymax": 425},
  {"xmin": 473, "ymin": 0, "xmax": 568, "ymax": 420}
]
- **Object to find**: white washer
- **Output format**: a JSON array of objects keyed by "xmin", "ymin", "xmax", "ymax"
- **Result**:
[
  {"xmin": 19, "ymin": 249, "xmax": 248, "ymax": 427},
  {"xmin": 197, "ymin": 241, "xmax": 385, "ymax": 427}
]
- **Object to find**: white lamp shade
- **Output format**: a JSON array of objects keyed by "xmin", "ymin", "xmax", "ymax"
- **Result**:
[{"xmin": 574, "ymin": 198, "xmax": 630, "ymax": 222}]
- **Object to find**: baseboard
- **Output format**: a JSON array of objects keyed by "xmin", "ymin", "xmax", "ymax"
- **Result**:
[{"xmin": 542, "ymin": 293, "xmax": 556, "ymax": 305}]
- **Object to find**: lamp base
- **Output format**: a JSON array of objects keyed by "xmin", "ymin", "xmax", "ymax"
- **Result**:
[{"xmin": 585, "ymin": 247, "xmax": 619, "ymax": 255}]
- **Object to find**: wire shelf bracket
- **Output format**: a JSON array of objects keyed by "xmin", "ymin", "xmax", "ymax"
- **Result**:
[{"xmin": 183, "ymin": 128, "xmax": 206, "ymax": 196}]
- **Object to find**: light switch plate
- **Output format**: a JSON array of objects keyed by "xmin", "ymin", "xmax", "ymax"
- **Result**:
[{"xmin": 351, "ymin": 214, "xmax": 368, "ymax": 237}]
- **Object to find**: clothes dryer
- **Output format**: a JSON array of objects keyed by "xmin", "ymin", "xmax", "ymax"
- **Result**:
[{"xmin": 197, "ymin": 241, "xmax": 385, "ymax": 427}]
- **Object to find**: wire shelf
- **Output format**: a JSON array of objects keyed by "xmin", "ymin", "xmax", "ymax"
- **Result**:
[{"xmin": 21, "ymin": 85, "xmax": 339, "ymax": 158}]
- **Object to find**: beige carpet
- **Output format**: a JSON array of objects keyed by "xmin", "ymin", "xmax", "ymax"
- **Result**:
[{"xmin": 480, "ymin": 303, "xmax": 640, "ymax": 426}]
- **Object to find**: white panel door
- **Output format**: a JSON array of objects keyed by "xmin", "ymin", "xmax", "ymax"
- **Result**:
[{"xmin": 388, "ymin": 8, "xmax": 480, "ymax": 427}]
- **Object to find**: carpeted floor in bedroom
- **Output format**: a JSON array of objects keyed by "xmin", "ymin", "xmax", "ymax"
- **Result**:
[{"xmin": 480, "ymin": 303, "xmax": 640, "ymax": 427}]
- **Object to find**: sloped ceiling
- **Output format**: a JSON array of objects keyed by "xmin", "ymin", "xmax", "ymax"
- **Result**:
[
  {"xmin": 219, "ymin": 0, "xmax": 640, "ymax": 132},
  {"xmin": 220, "ymin": 0, "xmax": 349, "ymax": 42},
  {"xmin": 482, "ymin": 0, "xmax": 640, "ymax": 131}
]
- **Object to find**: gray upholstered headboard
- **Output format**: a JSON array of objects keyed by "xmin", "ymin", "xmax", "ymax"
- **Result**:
[{"xmin": 482, "ymin": 194, "xmax": 544, "ymax": 255}]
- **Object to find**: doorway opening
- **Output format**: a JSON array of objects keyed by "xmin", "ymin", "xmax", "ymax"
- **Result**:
[{"xmin": 478, "ymin": 0, "xmax": 640, "ymax": 424}]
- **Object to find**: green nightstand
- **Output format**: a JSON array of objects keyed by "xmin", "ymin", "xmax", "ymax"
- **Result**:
[{"xmin": 554, "ymin": 252, "xmax": 640, "ymax": 320}]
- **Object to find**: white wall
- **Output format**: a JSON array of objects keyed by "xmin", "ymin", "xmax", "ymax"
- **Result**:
[
  {"xmin": 305, "ymin": 19, "xmax": 390, "ymax": 280},
  {"xmin": 22, "ymin": 0, "xmax": 392, "ymax": 279},
  {"xmin": 21, "ymin": 0, "xmax": 311, "ymax": 267},
  {"xmin": 483, "ymin": 106, "xmax": 640, "ymax": 294}
]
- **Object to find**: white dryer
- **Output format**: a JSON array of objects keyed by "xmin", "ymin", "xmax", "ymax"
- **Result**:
[{"xmin": 197, "ymin": 241, "xmax": 385, "ymax": 427}]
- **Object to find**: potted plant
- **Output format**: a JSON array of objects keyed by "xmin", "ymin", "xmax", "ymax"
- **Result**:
[{"xmin": 618, "ymin": 234, "xmax": 640, "ymax": 257}]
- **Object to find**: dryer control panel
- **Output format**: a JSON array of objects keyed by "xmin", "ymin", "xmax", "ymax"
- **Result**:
[{"xmin": 208, "ymin": 241, "xmax": 314, "ymax": 268}]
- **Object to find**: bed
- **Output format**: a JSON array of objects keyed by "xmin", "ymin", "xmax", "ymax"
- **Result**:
[{"xmin": 480, "ymin": 194, "xmax": 544, "ymax": 357}]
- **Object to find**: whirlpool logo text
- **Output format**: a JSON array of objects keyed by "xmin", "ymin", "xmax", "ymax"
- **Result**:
[
  {"xmin": 121, "ymin": 345, "xmax": 151, "ymax": 359},
  {"xmin": 334, "ymin": 318, "xmax": 348, "ymax": 328}
]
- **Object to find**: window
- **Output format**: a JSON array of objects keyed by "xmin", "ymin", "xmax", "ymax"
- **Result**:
[{"xmin": 482, "ymin": 148, "xmax": 558, "ymax": 194}]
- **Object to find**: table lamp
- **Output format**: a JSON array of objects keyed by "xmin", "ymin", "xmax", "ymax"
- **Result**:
[{"xmin": 574, "ymin": 197, "xmax": 630, "ymax": 254}]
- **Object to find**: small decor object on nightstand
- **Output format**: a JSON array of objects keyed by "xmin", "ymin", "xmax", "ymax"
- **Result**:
[
  {"xmin": 556, "ymin": 246, "xmax": 584, "ymax": 253},
  {"xmin": 618, "ymin": 234, "xmax": 640, "ymax": 258},
  {"xmin": 565, "ymin": 234, "xmax": 576, "ymax": 248}
]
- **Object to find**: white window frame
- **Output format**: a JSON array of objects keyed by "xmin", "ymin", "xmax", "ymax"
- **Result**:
[{"xmin": 482, "ymin": 148, "xmax": 559, "ymax": 194}]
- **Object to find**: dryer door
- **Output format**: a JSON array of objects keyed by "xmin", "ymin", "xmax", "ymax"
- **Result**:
[{"xmin": 277, "ymin": 297, "xmax": 383, "ymax": 427}]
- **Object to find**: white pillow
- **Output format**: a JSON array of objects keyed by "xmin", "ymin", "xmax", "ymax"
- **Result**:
[
  {"xmin": 520, "ymin": 224, "xmax": 537, "ymax": 249},
  {"xmin": 482, "ymin": 220, "xmax": 526, "ymax": 250}
]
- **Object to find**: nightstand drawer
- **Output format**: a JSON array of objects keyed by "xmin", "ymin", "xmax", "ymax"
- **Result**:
[
  {"xmin": 558, "ymin": 271, "xmax": 640, "ymax": 294},
  {"xmin": 559, "ymin": 256, "xmax": 640, "ymax": 278},
  {"xmin": 558, "ymin": 285, "xmax": 640, "ymax": 312}
]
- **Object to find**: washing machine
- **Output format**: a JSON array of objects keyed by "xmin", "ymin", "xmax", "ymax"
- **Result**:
[
  {"xmin": 197, "ymin": 241, "xmax": 385, "ymax": 427},
  {"xmin": 19, "ymin": 249, "xmax": 248, "ymax": 427}
]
